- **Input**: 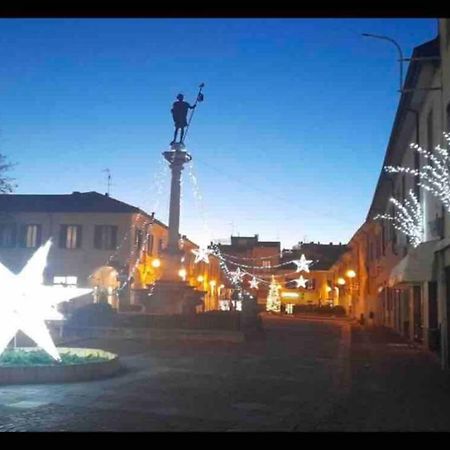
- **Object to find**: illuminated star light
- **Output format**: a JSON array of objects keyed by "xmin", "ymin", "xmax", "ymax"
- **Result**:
[
  {"xmin": 0, "ymin": 240, "xmax": 92, "ymax": 360},
  {"xmin": 249, "ymin": 277, "xmax": 259, "ymax": 289},
  {"xmin": 229, "ymin": 267, "xmax": 244, "ymax": 284},
  {"xmin": 293, "ymin": 254, "xmax": 313, "ymax": 273},
  {"xmin": 192, "ymin": 247, "xmax": 212, "ymax": 264},
  {"xmin": 293, "ymin": 275, "xmax": 308, "ymax": 288}
]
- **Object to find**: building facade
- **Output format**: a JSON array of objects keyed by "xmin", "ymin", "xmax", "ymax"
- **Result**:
[
  {"xmin": 331, "ymin": 20, "xmax": 450, "ymax": 368},
  {"xmin": 0, "ymin": 191, "xmax": 222, "ymax": 312}
]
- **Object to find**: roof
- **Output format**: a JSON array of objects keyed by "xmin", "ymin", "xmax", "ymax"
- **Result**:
[
  {"xmin": 0, "ymin": 191, "xmax": 150, "ymax": 216},
  {"xmin": 220, "ymin": 235, "xmax": 281, "ymax": 251},
  {"xmin": 366, "ymin": 36, "xmax": 440, "ymax": 220},
  {"xmin": 281, "ymin": 242, "xmax": 349, "ymax": 271}
]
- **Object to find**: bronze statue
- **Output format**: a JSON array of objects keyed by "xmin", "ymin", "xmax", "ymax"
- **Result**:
[{"xmin": 170, "ymin": 93, "xmax": 196, "ymax": 145}]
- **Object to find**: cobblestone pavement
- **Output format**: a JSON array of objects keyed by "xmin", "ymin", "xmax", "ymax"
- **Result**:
[{"xmin": 1, "ymin": 316, "xmax": 450, "ymax": 431}]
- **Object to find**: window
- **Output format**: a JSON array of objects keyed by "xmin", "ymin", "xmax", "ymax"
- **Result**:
[
  {"xmin": 158, "ymin": 238, "xmax": 165, "ymax": 253},
  {"xmin": 94, "ymin": 225, "xmax": 118, "ymax": 250},
  {"xmin": 262, "ymin": 260, "xmax": 271, "ymax": 268},
  {"xmin": 59, "ymin": 225, "xmax": 82, "ymax": 249},
  {"xmin": 147, "ymin": 234, "xmax": 154, "ymax": 255},
  {"xmin": 20, "ymin": 224, "xmax": 42, "ymax": 248},
  {"xmin": 0, "ymin": 223, "xmax": 17, "ymax": 248},
  {"xmin": 0, "ymin": 224, "xmax": 16, "ymax": 248},
  {"xmin": 427, "ymin": 109, "xmax": 434, "ymax": 151},
  {"xmin": 135, "ymin": 229, "xmax": 143, "ymax": 250},
  {"xmin": 307, "ymin": 279, "xmax": 316, "ymax": 290},
  {"xmin": 53, "ymin": 276, "xmax": 77, "ymax": 286}
]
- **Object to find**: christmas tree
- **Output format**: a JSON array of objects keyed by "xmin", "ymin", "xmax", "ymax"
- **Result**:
[{"xmin": 266, "ymin": 275, "xmax": 281, "ymax": 313}]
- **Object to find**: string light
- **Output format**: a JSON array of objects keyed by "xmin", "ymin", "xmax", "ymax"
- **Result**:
[
  {"xmin": 385, "ymin": 132, "xmax": 450, "ymax": 212},
  {"xmin": 291, "ymin": 275, "xmax": 308, "ymax": 288},
  {"xmin": 249, "ymin": 277, "xmax": 259, "ymax": 289},
  {"xmin": 293, "ymin": 254, "xmax": 313, "ymax": 273},
  {"xmin": 266, "ymin": 276, "xmax": 281, "ymax": 313},
  {"xmin": 374, "ymin": 190, "xmax": 424, "ymax": 248},
  {"xmin": 192, "ymin": 247, "xmax": 212, "ymax": 264}
]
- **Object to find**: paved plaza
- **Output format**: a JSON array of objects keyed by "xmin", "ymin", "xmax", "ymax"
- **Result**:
[{"xmin": 1, "ymin": 315, "xmax": 450, "ymax": 431}]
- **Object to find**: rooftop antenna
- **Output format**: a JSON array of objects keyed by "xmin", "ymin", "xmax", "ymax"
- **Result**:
[{"xmin": 103, "ymin": 168, "xmax": 112, "ymax": 196}]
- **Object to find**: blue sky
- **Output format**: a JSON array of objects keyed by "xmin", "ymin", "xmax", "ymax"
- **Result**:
[{"xmin": 0, "ymin": 18, "xmax": 438, "ymax": 248}]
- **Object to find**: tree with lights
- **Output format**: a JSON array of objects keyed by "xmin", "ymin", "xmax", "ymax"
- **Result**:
[
  {"xmin": 266, "ymin": 275, "xmax": 281, "ymax": 313},
  {"xmin": 384, "ymin": 132, "xmax": 450, "ymax": 212},
  {"xmin": 0, "ymin": 153, "xmax": 16, "ymax": 193},
  {"xmin": 374, "ymin": 189, "xmax": 424, "ymax": 248}
]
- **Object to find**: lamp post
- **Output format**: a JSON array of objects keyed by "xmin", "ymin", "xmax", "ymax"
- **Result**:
[
  {"xmin": 346, "ymin": 269, "xmax": 356, "ymax": 317},
  {"xmin": 361, "ymin": 33, "xmax": 404, "ymax": 93}
]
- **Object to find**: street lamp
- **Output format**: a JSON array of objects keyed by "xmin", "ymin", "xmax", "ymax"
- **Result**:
[
  {"xmin": 361, "ymin": 33, "xmax": 404, "ymax": 93},
  {"xmin": 346, "ymin": 269, "xmax": 356, "ymax": 316}
]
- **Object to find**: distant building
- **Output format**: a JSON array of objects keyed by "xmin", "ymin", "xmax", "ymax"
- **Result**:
[
  {"xmin": 279, "ymin": 242, "xmax": 348, "ymax": 308},
  {"xmin": 216, "ymin": 235, "xmax": 281, "ymax": 305}
]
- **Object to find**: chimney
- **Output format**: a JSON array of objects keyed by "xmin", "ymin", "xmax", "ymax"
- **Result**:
[{"xmin": 105, "ymin": 192, "xmax": 109, "ymax": 197}]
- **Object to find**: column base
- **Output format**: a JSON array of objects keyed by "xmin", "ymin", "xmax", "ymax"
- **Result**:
[{"xmin": 141, "ymin": 280, "xmax": 205, "ymax": 315}]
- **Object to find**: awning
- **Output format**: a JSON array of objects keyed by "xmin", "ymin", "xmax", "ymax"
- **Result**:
[{"xmin": 388, "ymin": 239, "xmax": 439, "ymax": 287}]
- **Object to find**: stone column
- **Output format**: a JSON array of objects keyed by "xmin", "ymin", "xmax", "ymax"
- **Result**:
[
  {"xmin": 143, "ymin": 144, "xmax": 204, "ymax": 314},
  {"xmin": 160, "ymin": 145, "xmax": 192, "ymax": 282}
]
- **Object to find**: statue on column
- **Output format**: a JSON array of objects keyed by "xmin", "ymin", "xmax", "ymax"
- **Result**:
[
  {"xmin": 170, "ymin": 84, "xmax": 205, "ymax": 147},
  {"xmin": 170, "ymin": 94, "xmax": 196, "ymax": 146}
]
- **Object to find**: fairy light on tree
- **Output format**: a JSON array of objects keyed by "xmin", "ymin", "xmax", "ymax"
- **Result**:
[
  {"xmin": 385, "ymin": 132, "xmax": 450, "ymax": 212},
  {"xmin": 374, "ymin": 189, "xmax": 424, "ymax": 248},
  {"xmin": 266, "ymin": 276, "xmax": 281, "ymax": 313}
]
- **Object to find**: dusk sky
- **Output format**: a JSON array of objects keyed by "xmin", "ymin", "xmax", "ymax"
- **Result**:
[{"xmin": 0, "ymin": 18, "xmax": 438, "ymax": 249}]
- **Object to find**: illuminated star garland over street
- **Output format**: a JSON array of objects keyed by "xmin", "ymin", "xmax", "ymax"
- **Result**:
[
  {"xmin": 292, "ymin": 275, "xmax": 308, "ymax": 288},
  {"xmin": 293, "ymin": 254, "xmax": 313, "ymax": 273}
]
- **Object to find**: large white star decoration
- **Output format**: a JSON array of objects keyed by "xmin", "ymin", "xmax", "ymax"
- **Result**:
[
  {"xmin": 191, "ymin": 247, "xmax": 212, "ymax": 264},
  {"xmin": 293, "ymin": 275, "xmax": 308, "ymax": 288},
  {"xmin": 249, "ymin": 277, "xmax": 259, "ymax": 289},
  {"xmin": 0, "ymin": 239, "xmax": 92, "ymax": 360},
  {"xmin": 293, "ymin": 254, "xmax": 313, "ymax": 273},
  {"xmin": 229, "ymin": 267, "xmax": 244, "ymax": 284}
]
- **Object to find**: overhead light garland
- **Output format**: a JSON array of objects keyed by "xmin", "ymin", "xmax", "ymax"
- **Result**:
[
  {"xmin": 192, "ymin": 247, "xmax": 212, "ymax": 264},
  {"xmin": 249, "ymin": 277, "xmax": 259, "ymax": 289},
  {"xmin": 292, "ymin": 254, "xmax": 313, "ymax": 273},
  {"xmin": 292, "ymin": 275, "xmax": 308, "ymax": 288},
  {"xmin": 374, "ymin": 189, "xmax": 424, "ymax": 248}
]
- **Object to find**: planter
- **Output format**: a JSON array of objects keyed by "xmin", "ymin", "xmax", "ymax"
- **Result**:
[{"xmin": 0, "ymin": 347, "xmax": 120, "ymax": 385}]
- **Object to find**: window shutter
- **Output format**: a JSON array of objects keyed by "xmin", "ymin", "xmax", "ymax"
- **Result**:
[
  {"xmin": 110, "ymin": 226, "xmax": 117, "ymax": 250},
  {"xmin": 76, "ymin": 226, "xmax": 82, "ymax": 249},
  {"xmin": 19, "ymin": 225, "xmax": 27, "ymax": 248},
  {"xmin": 94, "ymin": 225, "xmax": 102, "ymax": 249},
  {"xmin": 59, "ymin": 225, "xmax": 67, "ymax": 248},
  {"xmin": 10, "ymin": 224, "xmax": 17, "ymax": 248},
  {"xmin": 36, "ymin": 225, "xmax": 42, "ymax": 247}
]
